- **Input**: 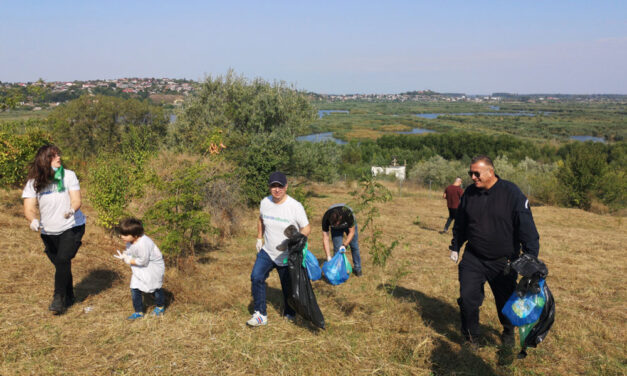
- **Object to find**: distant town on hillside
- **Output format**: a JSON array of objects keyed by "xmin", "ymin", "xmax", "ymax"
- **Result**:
[{"xmin": 1, "ymin": 77, "xmax": 626, "ymax": 111}]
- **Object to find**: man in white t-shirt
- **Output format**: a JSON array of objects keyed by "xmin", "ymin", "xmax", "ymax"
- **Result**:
[{"xmin": 247, "ymin": 171, "xmax": 311, "ymax": 327}]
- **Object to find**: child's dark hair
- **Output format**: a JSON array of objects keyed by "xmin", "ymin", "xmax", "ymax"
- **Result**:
[{"xmin": 118, "ymin": 218, "xmax": 144, "ymax": 237}]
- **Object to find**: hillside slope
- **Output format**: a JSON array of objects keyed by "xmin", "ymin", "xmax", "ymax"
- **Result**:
[{"xmin": 0, "ymin": 182, "xmax": 625, "ymax": 375}]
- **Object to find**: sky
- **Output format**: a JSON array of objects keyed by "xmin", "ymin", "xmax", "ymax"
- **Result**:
[{"xmin": 1, "ymin": 1, "xmax": 626, "ymax": 94}]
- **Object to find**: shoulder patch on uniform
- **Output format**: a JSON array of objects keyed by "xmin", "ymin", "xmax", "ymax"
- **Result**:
[{"xmin": 525, "ymin": 199, "xmax": 529, "ymax": 209}]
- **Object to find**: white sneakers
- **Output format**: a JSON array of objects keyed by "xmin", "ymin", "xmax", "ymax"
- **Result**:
[{"xmin": 246, "ymin": 311, "xmax": 268, "ymax": 326}]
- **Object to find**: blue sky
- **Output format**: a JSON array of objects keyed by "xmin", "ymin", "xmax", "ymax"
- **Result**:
[{"xmin": 1, "ymin": 1, "xmax": 626, "ymax": 94}]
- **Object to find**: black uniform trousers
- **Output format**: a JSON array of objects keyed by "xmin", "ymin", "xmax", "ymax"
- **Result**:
[
  {"xmin": 457, "ymin": 250, "xmax": 516, "ymax": 340},
  {"xmin": 41, "ymin": 225, "xmax": 85, "ymax": 300}
]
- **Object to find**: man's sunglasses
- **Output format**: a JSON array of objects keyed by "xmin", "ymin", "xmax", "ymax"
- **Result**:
[
  {"xmin": 270, "ymin": 183, "xmax": 285, "ymax": 188},
  {"xmin": 468, "ymin": 171, "xmax": 481, "ymax": 178}
]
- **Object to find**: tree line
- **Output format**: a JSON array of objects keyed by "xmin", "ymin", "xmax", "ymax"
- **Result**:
[{"xmin": 1, "ymin": 71, "xmax": 625, "ymax": 264}]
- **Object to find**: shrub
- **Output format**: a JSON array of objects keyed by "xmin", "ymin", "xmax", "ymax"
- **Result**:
[
  {"xmin": 351, "ymin": 173, "xmax": 397, "ymax": 268},
  {"xmin": 173, "ymin": 70, "xmax": 315, "ymax": 153},
  {"xmin": 49, "ymin": 95, "xmax": 167, "ymax": 158},
  {"xmin": 290, "ymin": 141, "xmax": 341, "ymax": 183},
  {"xmin": 142, "ymin": 153, "xmax": 242, "ymax": 263},
  {"xmin": 598, "ymin": 169, "xmax": 627, "ymax": 211},
  {"xmin": 0, "ymin": 129, "xmax": 53, "ymax": 188},
  {"xmin": 236, "ymin": 131, "xmax": 294, "ymax": 206},
  {"xmin": 87, "ymin": 155, "xmax": 132, "ymax": 230},
  {"xmin": 409, "ymin": 155, "xmax": 466, "ymax": 189},
  {"xmin": 144, "ymin": 161, "xmax": 213, "ymax": 263},
  {"xmin": 556, "ymin": 142, "xmax": 608, "ymax": 210}
]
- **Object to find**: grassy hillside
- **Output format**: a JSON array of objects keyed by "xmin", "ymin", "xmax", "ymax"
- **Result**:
[{"xmin": 0, "ymin": 182, "xmax": 625, "ymax": 375}]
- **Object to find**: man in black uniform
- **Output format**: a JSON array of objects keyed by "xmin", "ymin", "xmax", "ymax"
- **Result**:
[
  {"xmin": 321, "ymin": 204, "xmax": 362, "ymax": 276},
  {"xmin": 449, "ymin": 155, "xmax": 540, "ymax": 347}
]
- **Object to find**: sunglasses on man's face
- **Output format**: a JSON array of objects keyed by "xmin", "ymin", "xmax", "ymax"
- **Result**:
[
  {"xmin": 270, "ymin": 184, "xmax": 285, "ymax": 189},
  {"xmin": 468, "ymin": 171, "xmax": 481, "ymax": 178}
]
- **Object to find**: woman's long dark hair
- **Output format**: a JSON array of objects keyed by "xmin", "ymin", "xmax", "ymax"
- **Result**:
[{"xmin": 27, "ymin": 145, "xmax": 61, "ymax": 193}]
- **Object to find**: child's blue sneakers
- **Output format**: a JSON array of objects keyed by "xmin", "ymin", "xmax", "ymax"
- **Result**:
[
  {"xmin": 127, "ymin": 312, "xmax": 144, "ymax": 320},
  {"xmin": 152, "ymin": 306, "xmax": 165, "ymax": 316}
]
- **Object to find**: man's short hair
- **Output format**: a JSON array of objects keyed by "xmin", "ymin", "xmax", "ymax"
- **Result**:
[{"xmin": 470, "ymin": 155, "xmax": 494, "ymax": 169}]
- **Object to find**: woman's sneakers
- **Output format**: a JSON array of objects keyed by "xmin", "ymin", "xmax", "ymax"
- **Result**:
[
  {"xmin": 246, "ymin": 311, "xmax": 268, "ymax": 326},
  {"xmin": 127, "ymin": 312, "xmax": 144, "ymax": 320}
]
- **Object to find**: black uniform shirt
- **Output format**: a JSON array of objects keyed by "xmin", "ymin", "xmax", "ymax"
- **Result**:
[
  {"xmin": 451, "ymin": 177, "xmax": 539, "ymax": 259},
  {"xmin": 321, "ymin": 204, "xmax": 355, "ymax": 232}
]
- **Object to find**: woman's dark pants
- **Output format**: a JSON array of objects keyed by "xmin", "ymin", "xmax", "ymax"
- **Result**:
[{"xmin": 41, "ymin": 225, "xmax": 85, "ymax": 303}]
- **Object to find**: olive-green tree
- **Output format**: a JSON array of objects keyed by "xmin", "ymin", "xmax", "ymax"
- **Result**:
[
  {"xmin": 173, "ymin": 69, "xmax": 315, "ymax": 153},
  {"xmin": 0, "ymin": 129, "xmax": 53, "ymax": 188},
  {"xmin": 49, "ymin": 95, "xmax": 167, "ymax": 158},
  {"xmin": 556, "ymin": 142, "xmax": 608, "ymax": 210},
  {"xmin": 173, "ymin": 70, "xmax": 316, "ymax": 205}
]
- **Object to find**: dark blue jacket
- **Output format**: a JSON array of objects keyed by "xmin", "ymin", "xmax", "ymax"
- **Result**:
[{"xmin": 451, "ymin": 177, "xmax": 540, "ymax": 260}]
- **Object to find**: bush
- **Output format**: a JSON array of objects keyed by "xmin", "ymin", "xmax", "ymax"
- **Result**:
[
  {"xmin": 87, "ymin": 155, "xmax": 133, "ymax": 230},
  {"xmin": 143, "ymin": 153, "xmax": 242, "ymax": 263},
  {"xmin": 290, "ymin": 141, "xmax": 341, "ymax": 183},
  {"xmin": 173, "ymin": 70, "xmax": 315, "ymax": 153},
  {"xmin": 0, "ymin": 129, "xmax": 53, "ymax": 188},
  {"xmin": 49, "ymin": 95, "xmax": 167, "ymax": 158},
  {"xmin": 235, "ymin": 131, "xmax": 294, "ymax": 206},
  {"xmin": 598, "ymin": 169, "xmax": 627, "ymax": 211},
  {"xmin": 144, "ymin": 160, "xmax": 213, "ymax": 263},
  {"xmin": 86, "ymin": 136, "xmax": 155, "ymax": 230},
  {"xmin": 556, "ymin": 142, "xmax": 608, "ymax": 210},
  {"xmin": 409, "ymin": 155, "xmax": 467, "ymax": 189}
]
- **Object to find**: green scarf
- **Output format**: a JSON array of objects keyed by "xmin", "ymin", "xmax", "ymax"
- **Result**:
[{"xmin": 53, "ymin": 165, "xmax": 65, "ymax": 192}]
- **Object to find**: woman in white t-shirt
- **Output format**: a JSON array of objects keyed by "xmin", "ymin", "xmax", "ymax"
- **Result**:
[{"xmin": 22, "ymin": 145, "xmax": 86, "ymax": 315}]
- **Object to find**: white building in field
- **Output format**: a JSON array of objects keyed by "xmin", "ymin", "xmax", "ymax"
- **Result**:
[{"xmin": 371, "ymin": 158, "xmax": 406, "ymax": 180}]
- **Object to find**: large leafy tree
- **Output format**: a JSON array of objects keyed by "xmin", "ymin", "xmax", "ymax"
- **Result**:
[
  {"xmin": 173, "ymin": 70, "xmax": 315, "ymax": 153},
  {"xmin": 174, "ymin": 70, "xmax": 316, "ymax": 205},
  {"xmin": 49, "ymin": 95, "xmax": 167, "ymax": 158}
]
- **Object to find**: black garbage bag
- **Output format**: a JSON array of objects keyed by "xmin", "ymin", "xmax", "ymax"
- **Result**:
[
  {"xmin": 510, "ymin": 254, "xmax": 555, "ymax": 359},
  {"xmin": 512, "ymin": 254, "xmax": 549, "ymax": 297},
  {"xmin": 283, "ymin": 225, "xmax": 325, "ymax": 329},
  {"xmin": 519, "ymin": 281, "xmax": 555, "ymax": 358}
]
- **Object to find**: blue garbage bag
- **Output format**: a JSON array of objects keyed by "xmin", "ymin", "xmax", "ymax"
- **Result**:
[
  {"xmin": 304, "ymin": 248, "xmax": 322, "ymax": 281},
  {"xmin": 322, "ymin": 249, "xmax": 349, "ymax": 285},
  {"xmin": 502, "ymin": 279, "xmax": 547, "ymax": 326}
]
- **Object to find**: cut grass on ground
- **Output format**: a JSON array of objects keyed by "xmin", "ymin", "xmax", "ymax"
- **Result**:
[{"xmin": 0, "ymin": 182, "xmax": 625, "ymax": 375}]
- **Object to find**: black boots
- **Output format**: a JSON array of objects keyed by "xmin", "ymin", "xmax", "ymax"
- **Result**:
[
  {"xmin": 48, "ymin": 294, "xmax": 66, "ymax": 315},
  {"xmin": 501, "ymin": 329, "xmax": 515, "ymax": 347}
]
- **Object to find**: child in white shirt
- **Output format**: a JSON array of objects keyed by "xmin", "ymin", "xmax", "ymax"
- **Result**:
[{"xmin": 114, "ymin": 218, "xmax": 166, "ymax": 320}]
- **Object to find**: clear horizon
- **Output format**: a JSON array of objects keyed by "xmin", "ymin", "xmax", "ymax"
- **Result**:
[{"xmin": 1, "ymin": 1, "xmax": 626, "ymax": 95}]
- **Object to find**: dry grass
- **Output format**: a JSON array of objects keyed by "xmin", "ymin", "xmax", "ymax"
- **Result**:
[
  {"xmin": 1, "ymin": 182, "xmax": 625, "ymax": 375},
  {"xmin": 345, "ymin": 128, "xmax": 384, "ymax": 140},
  {"xmin": 380, "ymin": 124, "xmax": 412, "ymax": 132}
]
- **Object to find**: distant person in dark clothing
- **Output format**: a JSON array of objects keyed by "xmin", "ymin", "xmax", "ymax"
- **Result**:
[
  {"xmin": 449, "ymin": 155, "xmax": 540, "ymax": 348},
  {"xmin": 321, "ymin": 204, "xmax": 362, "ymax": 276},
  {"xmin": 441, "ymin": 177, "xmax": 463, "ymax": 233}
]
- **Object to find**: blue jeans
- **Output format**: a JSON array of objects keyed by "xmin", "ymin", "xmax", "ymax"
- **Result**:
[
  {"xmin": 250, "ymin": 249, "xmax": 295, "ymax": 317},
  {"xmin": 331, "ymin": 224, "xmax": 361, "ymax": 272},
  {"xmin": 131, "ymin": 288, "xmax": 165, "ymax": 313}
]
